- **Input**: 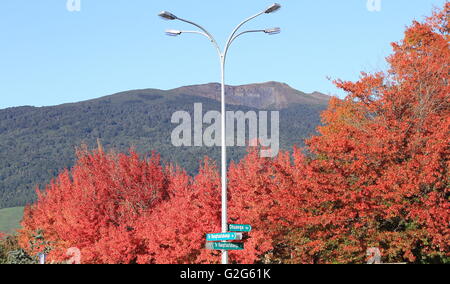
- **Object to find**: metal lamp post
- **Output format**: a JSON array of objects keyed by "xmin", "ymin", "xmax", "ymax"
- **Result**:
[{"xmin": 159, "ymin": 3, "xmax": 281, "ymax": 265}]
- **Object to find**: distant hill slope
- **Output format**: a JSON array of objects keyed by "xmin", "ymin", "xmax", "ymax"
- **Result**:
[
  {"xmin": 0, "ymin": 82, "xmax": 330, "ymax": 209},
  {"xmin": 0, "ymin": 207, "xmax": 24, "ymax": 234}
]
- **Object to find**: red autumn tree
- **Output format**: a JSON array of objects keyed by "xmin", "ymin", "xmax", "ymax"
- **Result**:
[
  {"xmin": 135, "ymin": 158, "xmax": 222, "ymax": 264},
  {"xmin": 284, "ymin": 3, "xmax": 450, "ymax": 263},
  {"xmin": 228, "ymin": 147, "xmax": 333, "ymax": 264},
  {"xmin": 20, "ymin": 147, "xmax": 171, "ymax": 264}
]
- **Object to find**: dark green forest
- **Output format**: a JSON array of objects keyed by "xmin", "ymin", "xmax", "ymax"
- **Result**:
[{"xmin": 0, "ymin": 88, "xmax": 327, "ymax": 209}]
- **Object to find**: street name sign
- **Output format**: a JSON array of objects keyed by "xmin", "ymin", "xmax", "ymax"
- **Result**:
[
  {"xmin": 206, "ymin": 242, "xmax": 244, "ymax": 251},
  {"xmin": 206, "ymin": 233, "xmax": 243, "ymax": 242},
  {"xmin": 228, "ymin": 224, "xmax": 252, "ymax": 232}
]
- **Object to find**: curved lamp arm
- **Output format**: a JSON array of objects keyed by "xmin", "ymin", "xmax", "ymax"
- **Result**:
[
  {"xmin": 223, "ymin": 11, "xmax": 265, "ymax": 61},
  {"xmin": 177, "ymin": 17, "xmax": 222, "ymax": 57},
  {"xmin": 167, "ymin": 30, "xmax": 210, "ymax": 39},
  {"xmin": 228, "ymin": 30, "xmax": 265, "ymax": 47}
]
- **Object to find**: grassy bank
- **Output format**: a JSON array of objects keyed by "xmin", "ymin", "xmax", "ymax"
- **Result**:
[{"xmin": 0, "ymin": 207, "xmax": 24, "ymax": 235}]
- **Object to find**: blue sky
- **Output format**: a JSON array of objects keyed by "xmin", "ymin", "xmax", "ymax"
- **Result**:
[{"xmin": 0, "ymin": 0, "xmax": 446, "ymax": 108}]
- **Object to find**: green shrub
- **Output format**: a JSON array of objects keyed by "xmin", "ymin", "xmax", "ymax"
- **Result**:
[{"xmin": 0, "ymin": 234, "xmax": 37, "ymax": 264}]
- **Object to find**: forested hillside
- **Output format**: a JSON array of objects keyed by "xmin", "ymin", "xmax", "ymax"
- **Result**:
[{"xmin": 0, "ymin": 83, "xmax": 329, "ymax": 208}]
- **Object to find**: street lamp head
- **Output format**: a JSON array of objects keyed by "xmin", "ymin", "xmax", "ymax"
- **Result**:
[
  {"xmin": 265, "ymin": 3, "xmax": 281, "ymax": 14},
  {"xmin": 264, "ymin": 27, "xmax": 281, "ymax": 35},
  {"xmin": 165, "ymin": 29, "xmax": 182, "ymax": 36},
  {"xmin": 158, "ymin": 11, "xmax": 178, "ymax": 20}
]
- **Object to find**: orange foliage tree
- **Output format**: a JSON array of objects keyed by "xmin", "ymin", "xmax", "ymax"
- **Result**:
[
  {"xmin": 285, "ymin": 3, "xmax": 449, "ymax": 263},
  {"xmin": 20, "ymin": 148, "xmax": 171, "ymax": 264}
]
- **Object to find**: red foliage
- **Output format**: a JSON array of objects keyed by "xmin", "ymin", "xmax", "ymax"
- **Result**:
[
  {"xmin": 135, "ymin": 158, "xmax": 222, "ymax": 264},
  {"xmin": 20, "ymin": 148, "xmax": 171, "ymax": 264},
  {"xmin": 292, "ymin": 3, "xmax": 450, "ymax": 263},
  {"xmin": 228, "ymin": 149, "xmax": 288, "ymax": 263}
]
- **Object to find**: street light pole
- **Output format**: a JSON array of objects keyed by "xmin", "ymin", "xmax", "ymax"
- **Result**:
[
  {"xmin": 159, "ymin": 3, "xmax": 281, "ymax": 265},
  {"xmin": 219, "ymin": 53, "xmax": 228, "ymax": 265}
]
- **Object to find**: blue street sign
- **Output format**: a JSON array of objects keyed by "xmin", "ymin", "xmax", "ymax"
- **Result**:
[
  {"xmin": 206, "ymin": 242, "xmax": 244, "ymax": 251},
  {"xmin": 206, "ymin": 232, "xmax": 243, "ymax": 242},
  {"xmin": 228, "ymin": 224, "xmax": 252, "ymax": 232}
]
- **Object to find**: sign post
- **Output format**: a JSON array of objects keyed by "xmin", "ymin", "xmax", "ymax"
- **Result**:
[{"xmin": 205, "ymin": 225, "xmax": 251, "ymax": 254}]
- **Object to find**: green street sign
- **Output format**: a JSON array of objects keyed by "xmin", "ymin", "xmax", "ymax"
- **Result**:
[
  {"xmin": 206, "ymin": 242, "xmax": 244, "ymax": 251},
  {"xmin": 207, "ymin": 233, "xmax": 243, "ymax": 242},
  {"xmin": 228, "ymin": 224, "xmax": 252, "ymax": 232}
]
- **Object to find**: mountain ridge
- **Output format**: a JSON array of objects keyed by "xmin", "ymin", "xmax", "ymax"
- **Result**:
[
  {"xmin": 169, "ymin": 81, "xmax": 330, "ymax": 110},
  {"xmin": 0, "ymin": 82, "xmax": 330, "ymax": 111}
]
